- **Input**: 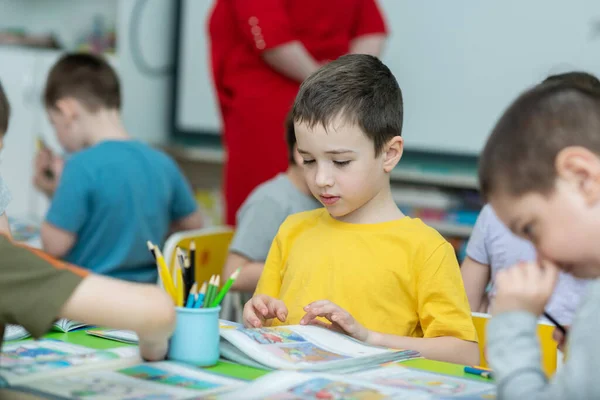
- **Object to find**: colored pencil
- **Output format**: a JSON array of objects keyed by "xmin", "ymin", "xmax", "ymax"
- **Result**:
[
  {"xmin": 152, "ymin": 245, "xmax": 177, "ymax": 302},
  {"xmin": 203, "ymin": 276, "xmax": 216, "ymax": 309},
  {"xmin": 179, "ymin": 247, "xmax": 193, "ymax": 300},
  {"xmin": 189, "ymin": 241, "xmax": 196, "ymax": 284},
  {"xmin": 211, "ymin": 268, "xmax": 240, "ymax": 307},
  {"xmin": 194, "ymin": 282, "xmax": 208, "ymax": 308},
  {"xmin": 205, "ymin": 275, "xmax": 220, "ymax": 308},
  {"xmin": 464, "ymin": 366, "xmax": 493, "ymax": 379},
  {"xmin": 173, "ymin": 256, "xmax": 185, "ymax": 307},
  {"xmin": 146, "ymin": 241, "xmax": 157, "ymax": 261},
  {"xmin": 185, "ymin": 283, "xmax": 198, "ymax": 308}
]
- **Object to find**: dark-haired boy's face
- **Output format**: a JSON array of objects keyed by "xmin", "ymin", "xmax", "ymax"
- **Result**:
[
  {"xmin": 295, "ymin": 116, "xmax": 398, "ymax": 223},
  {"xmin": 491, "ymin": 177, "xmax": 600, "ymax": 279}
]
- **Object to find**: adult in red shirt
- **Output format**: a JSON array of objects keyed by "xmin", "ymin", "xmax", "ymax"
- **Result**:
[{"xmin": 208, "ymin": 0, "xmax": 388, "ymax": 226}]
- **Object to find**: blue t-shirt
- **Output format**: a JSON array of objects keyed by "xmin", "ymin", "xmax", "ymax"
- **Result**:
[{"xmin": 46, "ymin": 140, "xmax": 197, "ymax": 282}]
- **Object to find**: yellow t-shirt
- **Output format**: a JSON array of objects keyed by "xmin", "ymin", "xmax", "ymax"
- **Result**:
[{"xmin": 255, "ymin": 208, "xmax": 477, "ymax": 342}]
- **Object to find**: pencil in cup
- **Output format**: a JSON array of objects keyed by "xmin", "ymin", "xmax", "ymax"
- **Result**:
[
  {"xmin": 173, "ymin": 256, "xmax": 185, "ymax": 307},
  {"xmin": 204, "ymin": 275, "xmax": 220, "ymax": 308},
  {"xmin": 189, "ymin": 240, "xmax": 196, "ymax": 284},
  {"xmin": 185, "ymin": 283, "xmax": 198, "ymax": 308},
  {"xmin": 147, "ymin": 241, "xmax": 177, "ymax": 303},
  {"xmin": 193, "ymin": 282, "xmax": 207, "ymax": 308},
  {"xmin": 211, "ymin": 268, "xmax": 241, "ymax": 307}
]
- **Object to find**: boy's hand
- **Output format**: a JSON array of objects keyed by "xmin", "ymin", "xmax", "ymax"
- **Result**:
[
  {"xmin": 300, "ymin": 300, "xmax": 369, "ymax": 343},
  {"xmin": 33, "ymin": 148, "xmax": 63, "ymax": 197},
  {"xmin": 553, "ymin": 325, "xmax": 570, "ymax": 353},
  {"xmin": 243, "ymin": 294, "xmax": 288, "ymax": 328},
  {"xmin": 492, "ymin": 261, "xmax": 560, "ymax": 317}
]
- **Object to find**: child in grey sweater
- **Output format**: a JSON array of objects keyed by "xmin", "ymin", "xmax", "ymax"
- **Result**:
[{"xmin": 478, "ymin": 76, "xmax": 600, "ymax": 398}]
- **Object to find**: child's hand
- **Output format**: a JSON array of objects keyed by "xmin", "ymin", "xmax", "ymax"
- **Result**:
[
  {"xmin": 33, "ymin": 148, "xmax": 63, "ymax": 197},
  {"xmin": 492, "ymin": 261, "xmax": 560, "ymax": 317},
  {"xmin": 243, "ymin": 294, "xmax": 288, "ymax": 328},
  {"xmin": 300, "ymin": 300, "xmax": 369, "ymax": 342}
]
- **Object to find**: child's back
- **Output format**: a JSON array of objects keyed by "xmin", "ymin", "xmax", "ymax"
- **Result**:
[
  {"xmin": 34, "ymin": 53, "xmax": 201, "ymax": 282},
  {"xmin": 47, "ymin": 140, "xmax": 197, "ymax": 282}
]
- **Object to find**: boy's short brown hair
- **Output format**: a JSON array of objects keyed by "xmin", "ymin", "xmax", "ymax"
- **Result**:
[
  {"xmin": 0, "ymin": 81, "xmax": 9, "ymax": 134},
  {"xmin": 291, "ymin": 54, "xmax": 403, "ymax": 156},
  {"xmin": 543, "ymin": 71, "xmax": 600, "ymax": 90},
  {"xmin": 479, "ymin": 81, "xmax": 600, "ymax": 200},
  {"xmin": 44, "ymin": 53, "xmax": 121, "ymax": 111}
]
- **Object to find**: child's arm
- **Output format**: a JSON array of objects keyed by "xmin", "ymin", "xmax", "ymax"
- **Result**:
[
  {"xmin": 349, "ymin": 0, "xmax": 387, "ymax": 57},
  {"xmin": 460, "ymin": 256, "xmax": 491, "ymax": 312},
  {"xmin": 170, "ymin": 210, "xmax": 203, "ymax": 233},
  {"xmin": 223, "ymin": 252, "xmax": 264, "ymax": 293},
  {"xmin": 486, "ymin": 261, "xmax": 585, "ymax": 399},
  {"xmin": 226, "ymin": 196, "xmax": 291, "ymax": 293},
  {"xmin": 301, "ymin": 301, "xmax": 479, "ymax": 366},
  {"xmin": 0, "ymin": 237, "xmax": 175, "ymax": 361},
  {"xmin": 40, "ymin": 222, "xmax": 76, "ymax": 258},
  {"xmin": 60, "ymin": 275, "xmax": 175, "ymax": 361}
]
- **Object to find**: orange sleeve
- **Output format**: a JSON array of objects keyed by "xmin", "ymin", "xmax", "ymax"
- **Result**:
[
  {"xmin": 230, "ymin": 0, "xmax": 296, "ymax": 53},
  {"xmin": 16, "ymin": 243, "xmax": 89, "ymax": 278},
  {"xmin": 352, "ymin": 0, "xmax": 388, "ymax": 39},
  {"xmin": 0, "ymin": 236, "xmax": 87, "ymax": 338}
]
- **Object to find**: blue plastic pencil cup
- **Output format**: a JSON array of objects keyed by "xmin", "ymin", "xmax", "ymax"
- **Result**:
[{"xmin": 168, "ymin": 306, "xmax": 221, "ymax": 367}]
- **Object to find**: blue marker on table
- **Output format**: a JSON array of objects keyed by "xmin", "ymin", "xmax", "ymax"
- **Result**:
[{"xmin": 464, "ymin": 366, "xmax": 494, "ymax": 379}]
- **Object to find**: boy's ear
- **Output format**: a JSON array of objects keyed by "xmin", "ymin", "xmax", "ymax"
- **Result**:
[
  {"xmin": 54, "ymin": 98, "xmax": 79, "ymax": 121},
  {"xmin": 382, "ymin": 136, "xmax": 403, "ymax": 173},
  {"xmin": 556, "ymin": 146, "xmax": 600, "ymax": 204}
]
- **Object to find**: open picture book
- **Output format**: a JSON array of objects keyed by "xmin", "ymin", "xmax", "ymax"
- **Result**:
[
  {"xmin": 218, "ymin": 365, "xmax": 496, "ymax": 400},
  {"xmin": 0, "ymin": 339, "xmax": 244, "ymax": 399},
  {"xmin": 218, "ymin": 321, "xmax": 421, "ymax": 373},
  {"xmin": 87, "ymin": 320, "xmax": 421, "ymax": 374},
  {"xmin": 4, "ymin": 320, "xmax": 92, "ymax": 341}
]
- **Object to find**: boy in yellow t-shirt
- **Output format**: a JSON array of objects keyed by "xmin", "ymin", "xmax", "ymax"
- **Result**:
[{"xmin": 243, "ymin": 54, "xmax": 479, "ymax": 365}]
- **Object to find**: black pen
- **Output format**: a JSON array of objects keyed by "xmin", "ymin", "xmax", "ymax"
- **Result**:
[{"xmin": 544, "ymin": 311, "xmax": 567, "ymax": 335}]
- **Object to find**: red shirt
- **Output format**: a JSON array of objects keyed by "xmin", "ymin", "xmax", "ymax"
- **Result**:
[{"xmin": 208, "ymin": 0, "xmax": 388, "ymax": 115}]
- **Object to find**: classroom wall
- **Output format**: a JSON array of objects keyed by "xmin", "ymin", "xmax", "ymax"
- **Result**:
[{"xmin": 173, "ymin": 0, "xmax": 600, "ymax": 155}]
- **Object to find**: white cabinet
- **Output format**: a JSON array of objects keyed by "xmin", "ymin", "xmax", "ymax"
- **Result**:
[{"xmin": 0, "ymin": 47, "xmax": 61, "ymax": 220}]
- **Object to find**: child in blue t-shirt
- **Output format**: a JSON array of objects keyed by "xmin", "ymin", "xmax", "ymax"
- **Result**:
[{"xmin": 32, "ymin": 53, "xmax": 202, "ymax": 282}]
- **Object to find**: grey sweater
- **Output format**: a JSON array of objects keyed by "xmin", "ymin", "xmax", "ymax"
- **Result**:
[{"xmin": 487, "ymin": 278, "xmax": 600, "ymax": 399}]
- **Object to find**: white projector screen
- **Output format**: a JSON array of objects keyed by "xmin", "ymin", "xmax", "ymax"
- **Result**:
[{"xmin": 173, "ymin": 0, "xmax": 600, "ymax": 154}]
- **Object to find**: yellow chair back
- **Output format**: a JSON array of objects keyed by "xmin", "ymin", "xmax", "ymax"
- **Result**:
[
  {"xmin": 162, "ymin": 227, "xmax": 234, "ymax": 287},
  {"xmin": 472, "ymin": 312, "xmax": 558, "ymax": 376}
]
